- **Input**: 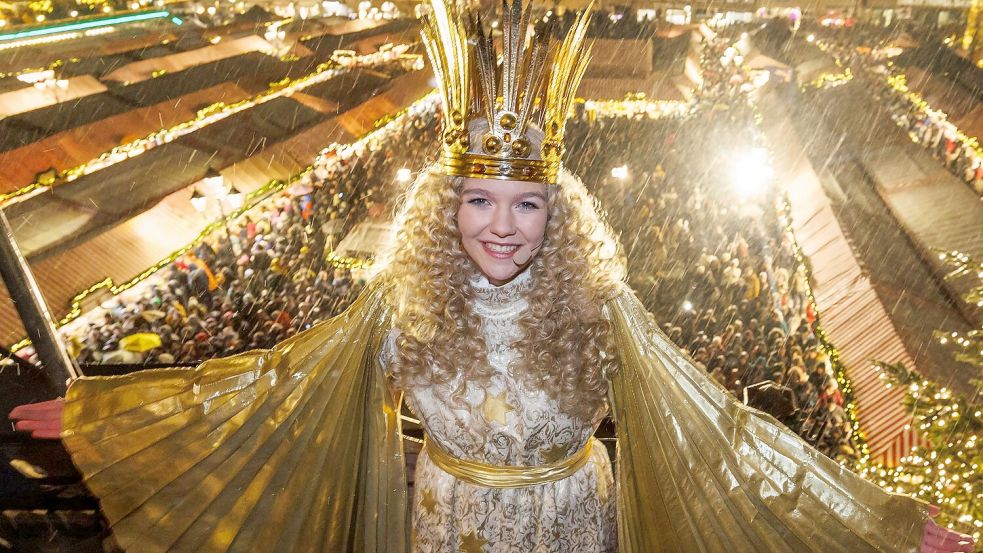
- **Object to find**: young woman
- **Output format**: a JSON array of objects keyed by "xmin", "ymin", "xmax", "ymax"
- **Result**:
[{"xmin": 10, "ymin": 1, "xmax": 975, "ymax": 551}]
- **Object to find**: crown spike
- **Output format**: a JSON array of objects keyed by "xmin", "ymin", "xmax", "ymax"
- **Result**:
[{"xmin": 423, "ymin": 0, "xmax": 594, "ymax": 183}]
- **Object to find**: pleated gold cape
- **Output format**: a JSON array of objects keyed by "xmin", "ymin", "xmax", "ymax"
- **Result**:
[{"xmin": 62, "ymin": 280, "xmax": 928, "ymax": 552}]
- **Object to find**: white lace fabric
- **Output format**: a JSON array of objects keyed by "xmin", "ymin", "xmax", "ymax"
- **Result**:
[{"xmin": 381, "ymin": 268, "xmax": 617, "ymax": 552}]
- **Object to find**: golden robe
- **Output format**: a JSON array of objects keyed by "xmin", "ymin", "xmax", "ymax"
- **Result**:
[{"xmin": 61, "ymin": 279, "xmax": 929, "ymax": 552}]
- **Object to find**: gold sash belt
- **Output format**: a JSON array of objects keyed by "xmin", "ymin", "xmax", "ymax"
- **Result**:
[{"xmin": 423, "ymin": 436, "xmax": 593, "ymax": 488}]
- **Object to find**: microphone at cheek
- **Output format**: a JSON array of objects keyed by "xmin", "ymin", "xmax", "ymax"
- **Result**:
[{"xmin": 512, "ymin": 239, "xmax": 544, "ymax": 266}]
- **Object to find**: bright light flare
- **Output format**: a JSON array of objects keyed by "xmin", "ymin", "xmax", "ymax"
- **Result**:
[
  {"xmin": 732, "ymin": 148, "xmax": 773, "ymax": 198},
  {"xmin": 611, "ymin": 165, "xmax": 628, "ymax": 180}
]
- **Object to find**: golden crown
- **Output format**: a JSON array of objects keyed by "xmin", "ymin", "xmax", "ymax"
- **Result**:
[{"xmin": 421, "ymin": 0, "xmax": 594, "ymax": 184}]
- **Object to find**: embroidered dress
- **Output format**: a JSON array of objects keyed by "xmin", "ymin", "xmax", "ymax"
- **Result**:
[{"xmin": 382, "ymin": 268, "xmax": 617, "ymax": 553}]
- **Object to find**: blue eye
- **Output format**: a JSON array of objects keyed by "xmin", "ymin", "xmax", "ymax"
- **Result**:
[
  {"xmin": 468, "ymin": 198, "xmax": 490, "ymax": 206},
  {"xmin": 517, "ymin": 201, "xmax": 541, "ymax": 210}
]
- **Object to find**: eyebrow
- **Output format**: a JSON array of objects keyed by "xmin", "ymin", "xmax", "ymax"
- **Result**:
[{"xmin": 463, "ymin": 188, "xmax": 547, "ymax": 202}]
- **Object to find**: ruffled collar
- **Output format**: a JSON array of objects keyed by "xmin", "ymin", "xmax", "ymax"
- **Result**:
[{"xmin": 469, "ymin": 266, "xmax": 533, "ymax": 318}]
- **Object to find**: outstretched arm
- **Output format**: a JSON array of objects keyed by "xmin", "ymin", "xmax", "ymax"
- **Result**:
[{"xmin": 606, "ymin": 286, "xmax": 975, "ymax": 553}]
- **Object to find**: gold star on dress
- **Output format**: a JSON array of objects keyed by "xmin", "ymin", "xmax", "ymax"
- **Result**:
[
  {"xmin": 459, "ymin": 529, "xmax": 488, "ymax": 553},
  {"xmin": 540, "ymin": 442, "xmax": 570, "ymax": 464},
  {"xmin": 420, "ymin": 487, "xmax": 437, "ymax": 516},
  {"xmin": 480, "ymin": 391, "xmax": 514, "ymax": 425}
]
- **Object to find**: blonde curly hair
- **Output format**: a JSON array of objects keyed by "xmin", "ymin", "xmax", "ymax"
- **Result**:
[{"xmin": 374, "ymin": 157, "xmax": 627, "ymax": 422}]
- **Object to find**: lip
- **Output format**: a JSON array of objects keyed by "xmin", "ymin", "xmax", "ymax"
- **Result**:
[{"xmin": 480, "ymin": 240, "xmax": 521, "ymax": 259}]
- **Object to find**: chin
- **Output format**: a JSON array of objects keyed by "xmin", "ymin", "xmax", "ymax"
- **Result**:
[{"xmin": 477, "ymin": 260, "xmax": 523, "ymax": 285}]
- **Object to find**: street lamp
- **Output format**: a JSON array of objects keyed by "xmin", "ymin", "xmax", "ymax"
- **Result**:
[
  {"xmin": 204, "ymin": 167, "xmax": 224, "ymax": 194},
  {"xmin": 193, "ymin": 168, "xmax": 242, "ymax": 243},
  {"xmin": 732, "ymin": 147, "xmax": 773, "ymax": 199},
  {"xmin": 190, "ymin": 189, "xmax": 208, "ymax": 212}
]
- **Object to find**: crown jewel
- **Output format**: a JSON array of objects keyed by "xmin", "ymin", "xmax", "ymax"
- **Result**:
[{"xmin": 421, "ymin": 0, "xmax": 594, "ymax": 184}]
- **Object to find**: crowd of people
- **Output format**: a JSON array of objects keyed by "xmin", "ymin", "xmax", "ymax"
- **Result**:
[
  {"xmin": 559, "ymin": 23, "xmax": 859, "ymax": 461},
  {"xmin": 886, "ymin": 94, "xmax": 983, "ymax": 195},
  {"xmin": 65, "ymin": 110, "xmax": 439, "ymax": 367},
  {"xmin": 4, "ymin": 27, "xmax": 861, "ymax": 462},
  {"xmin": 807, "ymin": 26, "xmax": 983, "ymax": 197}
]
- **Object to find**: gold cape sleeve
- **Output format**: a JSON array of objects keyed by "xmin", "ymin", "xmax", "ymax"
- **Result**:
[
  {"xmin": 605, "ymin": 285, "xmax": 930, "ymax": 553},
  {"xmin": 61, "ymin": 279, "xmax": 409, "ymax": 553}
]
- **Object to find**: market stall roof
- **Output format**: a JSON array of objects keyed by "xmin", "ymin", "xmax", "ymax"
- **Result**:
[
  {"xmin": 186, "ymin": 96, "xmax": 326, "ymax": 158},
  {"xmin": 766, "ymin": 86, "xmax": 980, "ymax": 465},
  {"xmin": 237, "ymin": 5, "xmax": 278, "ymax": 23},
  {"xmin": 102, "ymin": 35, "xmax": 287, "ymax": 84},
  {"xmin": 0, "ymin": 75, "xmax": 107, "ymax": 119},
  {"xmin": 0, "ymin": 51, "xmax": 294, "ymax": 154},
  {"xmin": 884, "ymin": 32, "xmax": 919, "ymax": 51},
  {"xmin": 0, "ymin": 92, "xmax": 134, "ymax": 152},
  {"xmin": 0, "ymin": 81, "xmax": 253, "ymax": 194},
  {"xmin": 297, "ymin": 68, "xmax": 391, "ymax": 108},
  {"xmin": 744, "ymin": 53, "xmax": 791, "ymax": 72},
  {"xmin": 0, "ymin": 66, "xmax": 430, "ymax": 346},
  {"xmin": 110, "ymin": 51, "xmax": 289, "ymax": 105},
  {"xmin": 299, "ymin": 18, "xmax": 416, "ymax": 60},
  {"xmin": 4, "ymin": 142, "xmax": 214, "ymax": 259},
  {"xmin": 0, "ymin": 20, "xmax": 181, "ymax": 74},
  {"xmin": 0, "ymin": 184, "xmax": 214, "ymax": 347},
  {"xmin": 900, "ymin": 65, "xmax": 983, "ymax": 140},
  {"xmin": 863, "ymin": 145, "xmax": 983, "ymax": 323},
  {"xmin": 795, "ymin": 57, "xmax": 837, "ymax": 86},
  {"xmin": 579, "ymin": 30, "xmax": 698, "ymax": 101}
]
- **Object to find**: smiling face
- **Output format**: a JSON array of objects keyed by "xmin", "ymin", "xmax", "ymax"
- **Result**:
[{"xmin": 457, "ymin": 177, "xmax": 548, "ymax": 286}]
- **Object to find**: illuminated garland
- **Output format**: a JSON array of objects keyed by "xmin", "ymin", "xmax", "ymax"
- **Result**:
[
  {"xmin": 885, "ymin": 72, "xmax": 983, "ymax": 170},
  {"xmin": 801, "ymin": 35, "xmax": 981, "ymax": 536},
  {"xmin": 808, "ymin": 68, "xmax": 852, "ymax": 90},
  {"xmin": 325, "ymin": 251, "xmax": 374, "ymax": 269},
  {"xmin": 805, "ymin": 40, "xmax": 854, "ymax": 90},
  {"xmin": 0, "ymin": 45, "xmax": 423, "ymax": 206},
  {"xmin": 855, "ymin": 240, "xmax": 983, "ymax": 546},
  {"xmin": 578, "ymin": 94, "xmax": 694, "ymax": 119},
  {"xmin": 0, "ymin": 59, "xmax": 65, "ymax": 80},
  {"xmin": 779, "ymin": 196, "xmax": 871, "ymax": 465}
]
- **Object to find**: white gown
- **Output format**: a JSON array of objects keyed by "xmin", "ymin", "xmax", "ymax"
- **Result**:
[{"xmin": 382, "ymin": 268, "xmax": 617, "ymax": 553}]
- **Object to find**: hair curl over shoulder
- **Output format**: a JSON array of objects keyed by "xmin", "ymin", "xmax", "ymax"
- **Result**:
[{"xmin": 374, "ymin": 164, "xmax": 626, "ymax": 422}]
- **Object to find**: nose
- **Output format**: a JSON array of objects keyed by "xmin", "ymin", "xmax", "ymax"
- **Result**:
[{"xmin": 488, "ymin": 203, "xmax": 516, "ymax": 238}]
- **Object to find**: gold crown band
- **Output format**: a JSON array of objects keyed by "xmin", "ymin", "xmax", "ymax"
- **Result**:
[
  {"xmin": 423, "ymin": 435, "xmax": 593, "ymax": 488},
  {"xmin": 441, "ymin": 152, "xmax": 559, "ymax": 184}
]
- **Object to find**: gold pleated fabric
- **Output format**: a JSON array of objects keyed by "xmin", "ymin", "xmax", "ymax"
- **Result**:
[
  {"xmin": 60, "ymin": 279, "xmax": 931, "ymax": 553},
  {"xmin": 605, "ymin": 285, "xmax": 929, "ymax": 553},
  {"xmin": 61, "ymin": 280, "xmax": 408, "ymax": 553}
]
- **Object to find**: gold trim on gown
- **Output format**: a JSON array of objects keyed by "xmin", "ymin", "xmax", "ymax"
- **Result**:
[{"xmin": 60, "ymin": 280, "xmax": 929, "ymax": 552}]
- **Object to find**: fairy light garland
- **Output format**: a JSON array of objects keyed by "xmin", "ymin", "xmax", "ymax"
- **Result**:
[
  {"xmin": 579, "ymin": 94, "xmax": 694, "ymax": 119},
  {"xmin": 861, "ymin": 358, "xmax": 982, "ymax": 541},
  {"xmin": 805, "ymin": 40, "xmax": 853, "ymax": 90},
  {"xmin": 778, "ymin": 196, "xmax": 871, "ymax": 464},
  {"xmin": 885, "ymin": 72, "xmax": 983, "ymax": 172},
  {"xmin": 807, "ymin": 33, "xmax": 982, "ymax": 541}
]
